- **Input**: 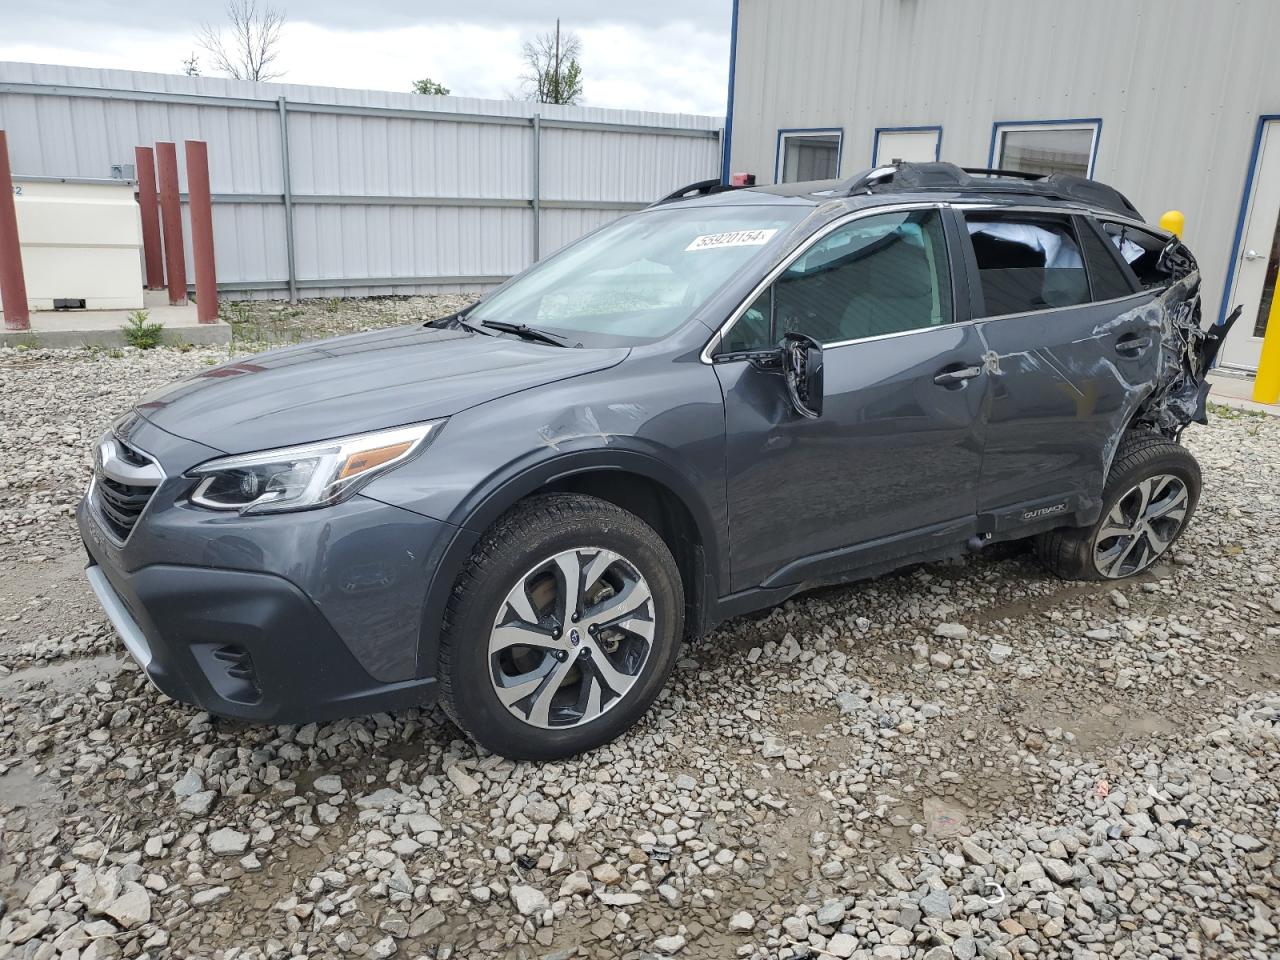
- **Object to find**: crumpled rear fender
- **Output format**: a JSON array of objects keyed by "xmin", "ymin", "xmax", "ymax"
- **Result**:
[{"xmin": 1128, "ymin": 239, "xmax": 1243, "ymax": 440}]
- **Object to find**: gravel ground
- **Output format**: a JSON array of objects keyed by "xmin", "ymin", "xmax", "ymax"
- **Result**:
[
  {"xmin": 0, "ymin": 297, "xmax": 1278, "ymax": 960},
  {"xmin": 220, "ymin": 294, "xmax": 477, "ymax": 349}
]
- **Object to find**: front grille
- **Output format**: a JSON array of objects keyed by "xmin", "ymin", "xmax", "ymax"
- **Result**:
[
  {"xmin": 95, "ymin": 475, "xmax": 156, "ymax": 540},
  {"xmin": 91, "ymin": 434, "xmax": 164, "ymax": 542},
  {"xmin": 114, "ymin": 442, "xmax": 152, "ymax": 468}
]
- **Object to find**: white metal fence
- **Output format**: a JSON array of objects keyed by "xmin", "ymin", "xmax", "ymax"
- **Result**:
[{"xmin": 0, "ymin": 63, "xmax": 724, "ymax": 298}]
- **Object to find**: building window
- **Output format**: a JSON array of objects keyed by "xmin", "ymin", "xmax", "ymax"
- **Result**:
[
  {"xmin": 991, "ymin": 121, "xmax": 1100, "ymax": 178},
  {"xmin": 776, "ymin": 129, "xmax": 841, "ymax": 183},
  {"xmin": 872, "ymin": 126, "xmax": 942, "ymax": 166}
]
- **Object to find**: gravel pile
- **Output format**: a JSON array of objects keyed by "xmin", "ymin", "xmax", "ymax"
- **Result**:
[{"xmin": 0, "ymin": 300, "xmax": 1277, "ymax": 960}]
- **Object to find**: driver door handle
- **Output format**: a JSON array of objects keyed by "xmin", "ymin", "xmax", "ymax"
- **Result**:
[{"xmin": 933, "ymin": 365, "xmax": 983, "ymax": 386}]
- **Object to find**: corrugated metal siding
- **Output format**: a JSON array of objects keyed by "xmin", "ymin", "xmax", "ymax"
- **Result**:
[
  {"xmin": 728, "ymin": 0, "xmax": 1280, "ymax": 323},
  {"xmin": 0, "ymin": 62, "xmax": 723, "ymax": 298}
]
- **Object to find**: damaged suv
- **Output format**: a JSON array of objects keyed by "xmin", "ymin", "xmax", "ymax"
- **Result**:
[{"xmin": 79, "ymin": 162, "xmax": 1237, "ymax": 759}]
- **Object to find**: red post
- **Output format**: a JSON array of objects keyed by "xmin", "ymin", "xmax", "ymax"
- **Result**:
[
  {"xmin": 0, "ymin": 130, "xmax": 30, "ymax": 331},
  {"xmin": 185, "ymin": 140, "xmax": 218, "ymax": 323},
  {"xmin": 155, "ymin": 141, "xmax": 187, "ymax": 306},
  {"xmin": 134, "ymin": 146, "xmax": 164, "ymax": 290}
]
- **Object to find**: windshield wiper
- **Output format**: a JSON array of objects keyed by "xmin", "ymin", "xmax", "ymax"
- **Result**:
[{"xmin": 478, "ymin": 320, "xmax": 570, "ymax": 347}]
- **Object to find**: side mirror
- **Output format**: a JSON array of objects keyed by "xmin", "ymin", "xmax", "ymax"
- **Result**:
[{"xmin": 781, "ymin": 332, "xmax": 824, "ymax": 419}]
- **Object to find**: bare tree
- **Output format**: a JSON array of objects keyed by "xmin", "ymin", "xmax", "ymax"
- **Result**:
[
  {"xmin": 197, "ymin": 1, "xmax": 286, "ymax": 82},
  {"xmin": 182, "ymin": 52, "xmax": 201, "ymax": 76},
  {"xmin": 520, "ymin": 19, "xmax": 584, "ymax": 105}
]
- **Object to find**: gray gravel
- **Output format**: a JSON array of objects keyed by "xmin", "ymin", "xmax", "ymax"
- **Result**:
[{"xmin": 1, "ymin": 298, "xmax": 1278, "ymax": 960}]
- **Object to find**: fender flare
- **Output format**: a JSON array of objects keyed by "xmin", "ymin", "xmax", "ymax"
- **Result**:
[{"xmin": 413, "ymin": 445, "xmax": 724, "ymax": 675}]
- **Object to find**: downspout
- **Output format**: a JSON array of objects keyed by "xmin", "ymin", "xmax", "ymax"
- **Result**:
[{"xmin": 720, "ymin": 0, "xmax": 740, "ymax": 185}]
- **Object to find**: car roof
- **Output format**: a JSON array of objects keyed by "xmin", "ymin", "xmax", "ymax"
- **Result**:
[{"xmin": 659, "ymin": 161, "xmax": 1147, "ymax": 224}]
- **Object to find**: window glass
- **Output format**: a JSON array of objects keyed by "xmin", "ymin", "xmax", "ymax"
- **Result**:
[
  {"xmin": 467, "ymin": 205, "xmax": 805, "ymax": 347},
  {"xmin": 781, "ymin": 134, "xmax": 840, "ymax": 182},
  {"xmin": 1076, "ymin": 221, "xmax": 1135, "ymax": 300},
  {"xmin": 770, "ymin": 209, "xmax": 952, "ymax": 345},
  {"xmin": 966, "ymin": 213, "xmax": 1089, "ymax": 316},
  {"xmin": 874, "ymin": 129, "xmax": 940, "ymax": 165},
  {"xmin": 997, "ymin": 126, "xmax": 1095, "ymax": 177},
  {"xmin": 723, "ymin": 288, "xmax": 772, "ymax": 353},
  {"xmin": 1102, "ymin": 222, "xmax": 1175, "ymax": 291}
]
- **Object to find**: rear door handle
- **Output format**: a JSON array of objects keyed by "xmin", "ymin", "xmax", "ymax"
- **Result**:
[
  {"xmin": 933, "ymin": 365, "xmax": 983, "ymax": 386},
  {"xmin": 1115, "ymin": 335, "xmax": 1152, "ymax": 357}
]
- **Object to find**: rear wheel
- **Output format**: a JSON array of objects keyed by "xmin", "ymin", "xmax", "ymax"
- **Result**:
[
  {"xmin": 438, "ymin": 494, "xmax": 683, "ymax": 760},
  {"xmin": 1036, "ymin": 432, "xmax": 1201, "ymax": 581}
]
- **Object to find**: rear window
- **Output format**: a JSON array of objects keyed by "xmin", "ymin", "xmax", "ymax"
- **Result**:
[
  {"xmin": 1103, "ymin": 222, "xmax": 1175, "ymax": 290},
  {"xmin": 1077, "ymin": 220, "xmax": 1136, "ymax": 301},
  {"xmin": 965, "ymin": 212, "xmax": 1089, "ymax": 317}
]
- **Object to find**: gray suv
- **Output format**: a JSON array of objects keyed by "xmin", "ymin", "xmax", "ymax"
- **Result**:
[{"xmin": 78, "ymin": 162, "xmax": 1237, "ymax": 760}]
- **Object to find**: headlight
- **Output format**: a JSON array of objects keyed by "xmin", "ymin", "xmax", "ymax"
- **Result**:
[{"xmin": 187, "ymin": 421, "xmax": 443, "ymax": 515}]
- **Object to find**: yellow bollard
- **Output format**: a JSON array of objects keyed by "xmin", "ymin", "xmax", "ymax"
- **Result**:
[
  {"xmin": 1254, "ymin": 291, "xmax": 1280, "ymax": 405},
  {"xmin": 1159, "ymin": 210, "xmax": 1185, "ymax": 237}
]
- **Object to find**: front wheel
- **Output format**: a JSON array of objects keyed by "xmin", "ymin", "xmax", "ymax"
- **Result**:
[
  {"xmin": 1036, "ymin": 432, "xmax": 1201, "ymax": 581},
  {"xmin": 437, "ymin": 494, "xmax": 684, "ymax": 760}
]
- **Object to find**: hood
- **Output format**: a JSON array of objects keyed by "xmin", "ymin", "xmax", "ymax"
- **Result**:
[{"xmin": 135, "ymin": 324, "xmax": 629, "ymax": 453}]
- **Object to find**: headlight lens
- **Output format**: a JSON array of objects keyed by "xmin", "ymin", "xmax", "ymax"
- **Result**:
[{"xmin": 187, "ymin": 421, "xmax": 443, "ymax": 515}]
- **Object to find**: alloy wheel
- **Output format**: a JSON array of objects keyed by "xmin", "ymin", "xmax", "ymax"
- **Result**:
[
  {"xmin": 488, "ymin": 547, "xmax": 656, "ymax": 729},
  {"xmin": 1092, "ymin": 473, "xmax": 1189, "ymax": 579}
]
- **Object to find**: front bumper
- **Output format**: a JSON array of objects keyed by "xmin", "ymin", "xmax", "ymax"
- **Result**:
[{"xmin": 82, "ymin": 540, "xmax": 439, "ymax": 723}]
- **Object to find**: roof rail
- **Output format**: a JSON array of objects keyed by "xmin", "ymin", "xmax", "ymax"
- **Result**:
[
  {"xmin": 849, "ymin": 161, "xmax": 1142, "ymax": 219},
  {"xmin": 961, "ymin": 166, "xmax": 1044, "ymax": 181},
  {"xmin": 654, "ymin": 177, "xmax": 735, "ymax": 206},
  {"xmin": 832, "ymin": 165, "xmax": 898, "ymax": 195}
]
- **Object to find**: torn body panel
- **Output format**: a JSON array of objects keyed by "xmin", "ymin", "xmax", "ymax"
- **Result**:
[
  {"xmin": 1127, "ymin": 245, "xmax": 1243, "ymax": 438},
  {"xmin": 973, "ymin": 237, "xmax": 1233, "ymax": 539}
]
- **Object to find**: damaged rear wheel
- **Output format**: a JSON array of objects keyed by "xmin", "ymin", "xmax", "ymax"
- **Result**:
[{"xmin": 1036, "ymin": 432, "xmax": 1201, "ymax": 581}]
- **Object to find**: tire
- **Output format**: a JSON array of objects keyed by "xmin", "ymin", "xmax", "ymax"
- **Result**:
[
  {"xmin": 1036, "ymin": 431, "xmax": 1201, "ymax": 581},
  {"xmin": 438, "ymin": 493, "xmax": 684, "ymax": 760}
]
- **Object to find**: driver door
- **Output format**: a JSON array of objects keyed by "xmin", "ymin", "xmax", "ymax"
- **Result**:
[{"xmin": 712, "ymin": 206, "xmax": 990, "ymax": 592}]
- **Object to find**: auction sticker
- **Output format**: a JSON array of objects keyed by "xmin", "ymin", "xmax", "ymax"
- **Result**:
[{"xmin": 685, "ymin": 228, "xmax": 777, "ymax": 251}]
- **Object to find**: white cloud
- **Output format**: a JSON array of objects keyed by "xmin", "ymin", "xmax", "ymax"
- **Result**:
[{"xmin": 0, "ymin": 15, "xmax": 729, "ymax": 116}]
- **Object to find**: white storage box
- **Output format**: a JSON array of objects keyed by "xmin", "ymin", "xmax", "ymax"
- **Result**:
[{"xmin": 14, "ymin": 177, "xmax": 144, "ymax": 311}]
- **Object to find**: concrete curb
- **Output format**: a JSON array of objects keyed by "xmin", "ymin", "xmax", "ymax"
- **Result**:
[{"xmin": 0, "ymin": 322, "xmax": 231, "ymax": 349}]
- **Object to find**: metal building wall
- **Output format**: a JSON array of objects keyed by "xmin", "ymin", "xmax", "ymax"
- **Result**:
[
  {"xmin": 727, "ymin": 0, "xmax": 1280, "ymax": 323},
  {"xmin": 0, "ymin": 62, "xmax": 723, "ymax": 298}
]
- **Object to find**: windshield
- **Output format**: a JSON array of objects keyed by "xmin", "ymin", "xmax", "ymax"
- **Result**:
[{"xmin": 467, "ymin": 204, "xmax": 807, "ymax": 346}]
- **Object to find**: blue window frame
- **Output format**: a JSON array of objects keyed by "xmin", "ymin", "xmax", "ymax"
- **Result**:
[
  {"xmin": 872, "ymin": 125, "xmax": 943, "ymax": 166},
  {"xmin": 988, "ymin": 119, "xmax": 1102, "ymax": 178},
  {"xmin": 775, "ymin": 128, "xmax": 843, "ymax": 183}
]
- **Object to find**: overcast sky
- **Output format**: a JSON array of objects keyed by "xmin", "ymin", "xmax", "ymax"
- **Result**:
[{"xmin": 0, "ymin": 1, "xmax": 733, "ymax": 115}]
